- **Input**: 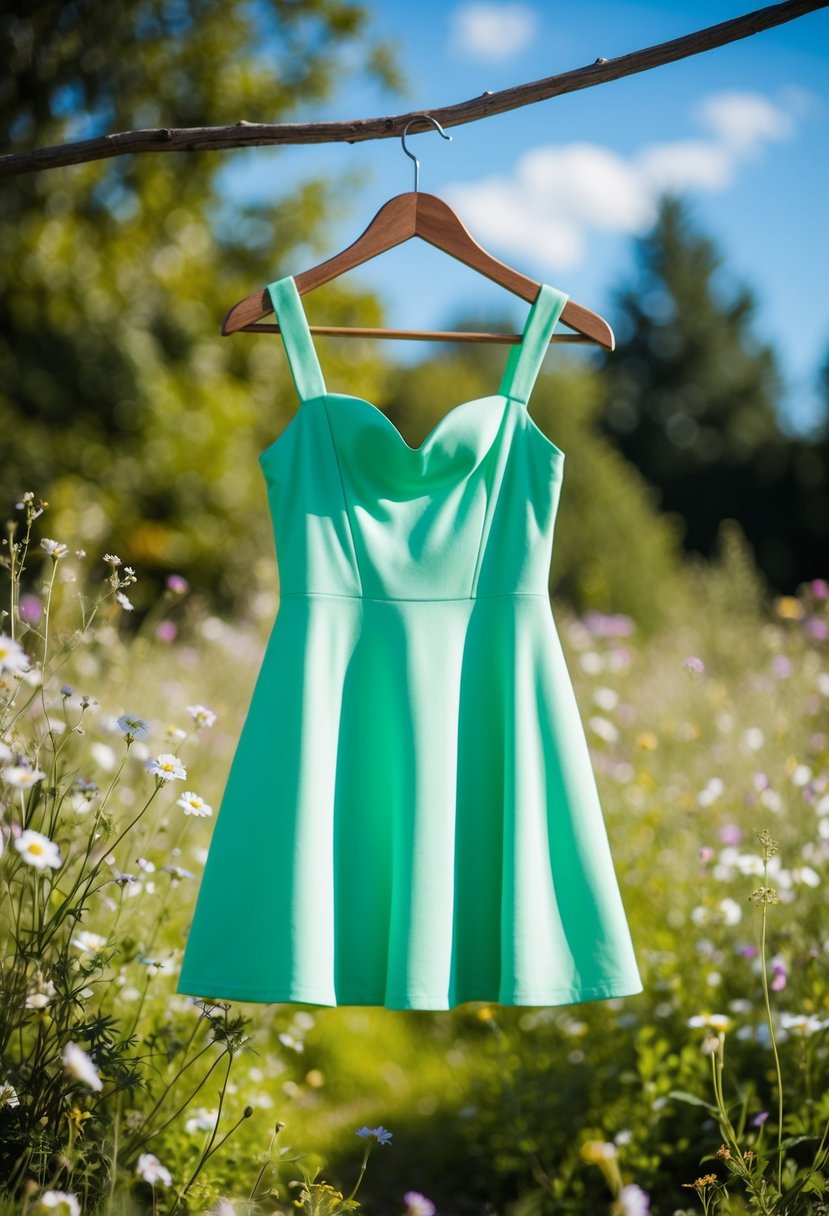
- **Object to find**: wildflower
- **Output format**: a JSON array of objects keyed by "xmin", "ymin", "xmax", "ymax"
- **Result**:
[
  {"xmin": 136, "ymin": 1153, "xmax": 173, "ymax": 1186},
  {"xmin": 71, "ymin": 930, "xmax": 108, "ymax": 954},
  {"xmin": 682, "ymin": 1174, "xmax": 719, "ymax": 1189},
  {"xmin": 14, "ymin": 830, "xmax": 62, "ymax": 870},
  {"xmin": 62, "ymin": 1041, "xmax": 103, "ymax": 1091},
  {"xmin": 36, "ymin": 1193, "xmax": 81, "ymax": 1216},
  {"xmin": 688, "ymin": 1013, "xmax": 732, "ymax": 1033},
  {"xmin": 593, "ymin": 686, "xmax": 619, "ymax": 711},
  {"xmin": 279, "ymin": 1032, "xmax": 304, "ymax": 1053},
  {"xmin": 741, "ymin": 727, "xmax": 765, "ymax": 751},
  {"xmin": 780, "ymin": 1013, "xmax": 829, "ymax": 1036},
  {"xmin": 117, "ymin": 713, "xmax": 149, "ymax": 740},
  {"xmin": 0, "ymin": 634, "xmax": 31, "ymax": 675},
  {"xmin": 185, "ymin": 1108, "xmax": 218, "ymax": 1134},
  {"xmin": 156, "ymin": 620, "xmax": 177, "ymax": 642},
  {"xmin": 163, "ymin": 863, "xmax": 194, "ymax": 880},
  {"xmin": 176, "ymin": 791, "xmax": 213, "ymax": 817},
  {"xmin": 2, "ymin": 764, "xmax": 46, "ymax": 789},
  {"xmin": 771, "ymin": 959, "xmax": 787, "ymax": 991},
  {"xmin": 166, "ymin": 574, "xmax": 189, "ymax": 594},
  {"xmin": 0, "ymin": 1081, "xmax": 20, "ymax": 1108},
  {"xmin": 404, "ymin": 1192, "xmax": 436, "ymax": 1216},
  {"xmin": 749, "ymin": 886, "xmax": 780, "ymax": 906},
  {"xmin": 635, "ymin": 731, "xmax": 658, "ymax": 750},
  {"xmin": 146, "ymin": 752, "xmax": 186, "ymax": 782},
  {"xmin": 589, "ymin": 716, "xmax": 619, "ymax": 744},
  {"xmin": 116, "ymin": 592, "xmax": 134, "ymax": 611},
  {"xmin": 717, "ymin": 897, "xmax": 742, "ymax": 926},
  {"xmin": 356, "ymin": 1125, "xmax": 393, "ymax": 1146},
  {"xmin": 774, "ymin": 596, "xmax": 802, "ymax": 620},
  {"xmin": 136, "ymin": 858, "xmax": 156, "ymax": 872},
  {"xmin": 40, "ymin": 538, "xmax": 68, "ymax": 558},
  {"xmin": 187, "ymin": 704, "xmax": 217, "ymax": 728},
  {"xmin": 614, "ymin": 1183, "xmax": 650, "ymax": 1215},
  {"xmin": 750, "ymin": 1110, "xmax": 769, "ymax": 1127},
  {"xmin": 26, "ymin": 977, "xmax": 57, "ymax": 1009},
  {"xmin": 63, "ymin": 1105, "xmax": 92, "ymax": 1137},
  {"xmin": 715, "ymin": 1145, "xmax": 732, "ymax": 1160},
  {"xmin": 698, "ymin": 777, "xmax": 724, "ymax": 807},
  {"xmin": 103, "ymin": 554, "xmax": 122, "ymax": 567},
  {"xmin": 683, "ymin": 656, "xmax": 705, "ymax": 674}
]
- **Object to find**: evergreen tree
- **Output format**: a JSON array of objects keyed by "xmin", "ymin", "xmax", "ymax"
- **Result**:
[{"xmin": 598, "ymin": 196, "xmax": 827, "ymax": 589}]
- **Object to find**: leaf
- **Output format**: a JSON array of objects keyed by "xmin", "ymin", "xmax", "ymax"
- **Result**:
[{"xmin": 666, "ymin": 1089, "xmax": 721, "ymax": 1116}]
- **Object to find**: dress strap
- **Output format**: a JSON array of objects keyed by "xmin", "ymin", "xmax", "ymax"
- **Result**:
[
  {"xmin": 266, "ymin": 276, "xmax": 327, "ymax": 403},
  {"xmin": 498, "ymin": 284, "xmax": 568, "ymax": 405}
]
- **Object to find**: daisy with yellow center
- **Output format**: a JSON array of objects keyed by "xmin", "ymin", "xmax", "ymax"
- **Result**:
[
  {"xmin": 14, "ymin": 830, "xmax": 62, "ymax": 870},
  {"xmin": 176, "ymin": 791, "xmax": 213, "ymax": 817}
]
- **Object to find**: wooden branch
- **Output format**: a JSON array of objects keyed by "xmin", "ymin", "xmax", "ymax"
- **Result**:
[{"xmin": 2, "ymin": 0, "xmax": 826, "ymax": 179}]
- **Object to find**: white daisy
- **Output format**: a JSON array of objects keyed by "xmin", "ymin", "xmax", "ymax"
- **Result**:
[
  {"xmin": 1, "ymin": 764, "xmax": 46, "ymax": 789},
  {"xmin": 146, "ymin": 753, "xmax": 186, "ymax": 782},
  {"xmin": 136, "ymin": 1153, "xmax": 172, "ymax": 1186},
  {"xmin": 0, "ymin": 1080, "xmax": 20, "ymax": 1108},
  {"xmin": 187, "ymin": 704, "xmax": 217, "ymax": 728},
  {"xmin": 71, "ymin": 930, "xmax": 107, "ymax": 954},
  {"xmin": 36, "ymin": 1192, "xmax": 81, "ymax": 1216},
  {"xmin": 14, "ymin": 830, "xmax": 62, "ymax": 870},
  {"xmin": 176, "ymin": 791, "xmax": 213, "ymax": 817},
  {"xmin": 184, "ymin": 1107, "xmax": 218, "ymax": 1134},
  {"xmin": 0, "ymin": 634, "xmax": 31, "ymax": 675},
  {"xmin": 40, "ymin": 538, "xmax": 68, "ymax": 558},
  {"xmin": 61, "ymin": 1041, "xmax": 103, "ymax": 1091},
  {"xmin": 26, "ymin": 978, "xmax": 57, "ymax": 1009}
]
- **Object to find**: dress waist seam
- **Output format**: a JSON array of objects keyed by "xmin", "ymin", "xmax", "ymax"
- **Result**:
[{"xmin": 278, "ymin": 591, "xmax": 550, "ymax": 602}]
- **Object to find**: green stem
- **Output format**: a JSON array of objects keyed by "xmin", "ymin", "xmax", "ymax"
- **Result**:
[
  {"xmin": 345, "ymin": 1144, "xmax": 372, "ymax": 1204},
  {"xmin": 758, "ymin": 864, "xmax": 784, "ymax": 1195}
]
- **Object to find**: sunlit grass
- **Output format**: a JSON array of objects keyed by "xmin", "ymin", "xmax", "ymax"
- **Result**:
[{"xmin": 1, "ymin": 492, "xmax": 827, "ymax": 1215}]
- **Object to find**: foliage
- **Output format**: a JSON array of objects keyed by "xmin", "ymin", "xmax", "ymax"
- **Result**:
[
  {"xmin": 597, "ymin": 195, "xmax": 829, "ymax": 592},
  {"xmin": 0, "ymin": 0, "xmax": 406, "ymax": 618}
]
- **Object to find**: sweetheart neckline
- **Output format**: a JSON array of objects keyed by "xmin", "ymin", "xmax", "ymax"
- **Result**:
[{"xmin": 258, "ymin": 393, "xmax": 566, "ymax": 466}]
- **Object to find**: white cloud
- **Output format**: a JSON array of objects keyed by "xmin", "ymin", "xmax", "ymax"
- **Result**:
[
  {"xmin": 443, "ymin": 89, "xmax": 800, "ymax": 271},
  {"xmin": 694, "ymin": 91, "xmax": 793, "ymax": 154},
  {"xmin": 452, "ymin": 2, "xmax": 538, "ymax": 60}
]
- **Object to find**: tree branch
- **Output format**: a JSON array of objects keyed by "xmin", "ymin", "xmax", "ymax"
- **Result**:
[{"xmin": 2, "ymin": 0, "xmax": 826, "ymax": 179}]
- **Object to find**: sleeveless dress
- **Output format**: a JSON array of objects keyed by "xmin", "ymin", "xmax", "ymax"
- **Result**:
[{"xmin": 176, "ymin": 275, "xmax": 643, "ymax": 1011}]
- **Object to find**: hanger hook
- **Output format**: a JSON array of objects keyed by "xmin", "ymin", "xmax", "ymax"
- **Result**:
[{"xmin": 400, "ymin": 114, "xmax": 453, "ymax": 193}]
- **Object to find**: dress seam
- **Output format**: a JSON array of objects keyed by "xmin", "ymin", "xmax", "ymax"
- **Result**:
[{"xmin": 278, "ymin": 592, "xmax": 549, "ymax": 602}]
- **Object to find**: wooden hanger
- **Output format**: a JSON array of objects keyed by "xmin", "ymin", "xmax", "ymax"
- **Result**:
[{"xmin": 221, "ymin": 116, "xmax": 615, "ymax": 351}]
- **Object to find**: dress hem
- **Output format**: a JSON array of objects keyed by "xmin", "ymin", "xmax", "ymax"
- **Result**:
[{"xmin": 174, "ymin": 975, "xmax": 644, "ymax": 1009}]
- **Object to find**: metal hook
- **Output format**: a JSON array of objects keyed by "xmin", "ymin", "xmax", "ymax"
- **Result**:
[{"xmin": 400, "ymin": 114, "xmax": 453, "ymax": 193}]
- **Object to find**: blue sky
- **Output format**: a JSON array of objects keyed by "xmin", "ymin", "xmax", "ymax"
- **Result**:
[{"xmin": 219, "ymin": 1, "xmax": 829, "ymax": 434}]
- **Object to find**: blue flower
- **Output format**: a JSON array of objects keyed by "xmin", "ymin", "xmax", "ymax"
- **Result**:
[{"xmin": 355, "ymin": 1125, "xmax": 393, "ymax": 1146}]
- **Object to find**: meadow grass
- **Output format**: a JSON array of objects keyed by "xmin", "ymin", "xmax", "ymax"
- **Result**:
[{"xmin": 1, "ymin": 494, "xmax": 827, "ymax": 1215}]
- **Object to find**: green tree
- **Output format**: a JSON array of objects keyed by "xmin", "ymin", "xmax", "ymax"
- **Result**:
[
  {"xmin": 595, "ymin": 195, "xmax": 827, "ymax": 589},
  {"xmin": 0, "ymin": 0, "xmax": 405, "ymax": 616}
]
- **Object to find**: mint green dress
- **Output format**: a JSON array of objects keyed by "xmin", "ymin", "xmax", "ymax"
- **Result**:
[{"xmin": 176, "ymin": 276, "xmax": 643, "ymax": 1011}]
